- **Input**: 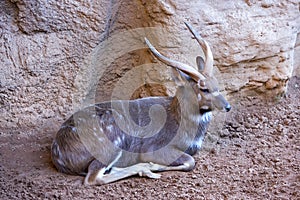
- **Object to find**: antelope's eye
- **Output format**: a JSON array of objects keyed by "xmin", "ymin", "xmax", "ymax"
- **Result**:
[{"xmin": 200, "ymin": 88, "xmax": 210, "ymax": 93}]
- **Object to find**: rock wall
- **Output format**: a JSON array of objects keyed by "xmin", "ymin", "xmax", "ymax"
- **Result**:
[{"xmin": 0, "ymin": 0, "xmax": 299, "ymax": 132}]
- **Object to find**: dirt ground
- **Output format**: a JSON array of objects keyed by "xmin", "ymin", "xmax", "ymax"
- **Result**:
[{"xmin": 0, "ymin": 77, "xmax": 299, "ymax": 200}]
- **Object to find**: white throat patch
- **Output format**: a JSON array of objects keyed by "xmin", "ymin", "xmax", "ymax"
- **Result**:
[{"xmin": 201, "ymin": 112, "xmax": 212, "ymax": 123}]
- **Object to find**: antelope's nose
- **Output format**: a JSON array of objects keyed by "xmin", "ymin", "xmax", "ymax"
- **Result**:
[{"xmin": 225, "ymin": 104, "xmax": 231, "ymax": 112}]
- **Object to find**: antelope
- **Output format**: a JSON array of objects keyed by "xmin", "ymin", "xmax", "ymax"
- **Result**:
[{"xmin": 51, "ymin": 22, "xmax": 231, "ymax": 185}]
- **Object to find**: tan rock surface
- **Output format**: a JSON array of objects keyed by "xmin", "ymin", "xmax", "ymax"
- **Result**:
[{"xmin": 0, "ymin": 0, "xmax": 299, "ymax": 131}]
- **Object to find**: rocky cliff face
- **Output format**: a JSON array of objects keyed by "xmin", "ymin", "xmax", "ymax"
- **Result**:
[{"xmin": 0, "ymin": 0, "xmax": 299, "ymax": 131}]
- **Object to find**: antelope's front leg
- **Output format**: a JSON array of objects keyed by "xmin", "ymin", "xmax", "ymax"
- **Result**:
[{"xmin": 85, "ymin": 162, "xmax": 162, "ymax": 186}]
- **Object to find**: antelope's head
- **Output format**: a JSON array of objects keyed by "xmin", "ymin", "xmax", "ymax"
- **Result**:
[{"xmin": 145, "ymin": 22, "xmax": 231, "ymax": 113}]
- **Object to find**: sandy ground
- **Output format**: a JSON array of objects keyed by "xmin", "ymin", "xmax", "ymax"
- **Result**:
[{"xmin": 0, "ymin": 77, "xmax": 299, "ymax": 200}]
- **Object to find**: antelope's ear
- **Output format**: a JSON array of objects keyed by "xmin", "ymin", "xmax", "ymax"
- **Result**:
[
  {"xmin": 196, "ymin": 56, "xmax": 205, "ymax": 72},
  {"xmin": 178, "ymin": 70, "xmax": 193, "ymax": 82},
  {"xmin": 171, "ymin": 68, "xmax": 192, "ymax": 85}
]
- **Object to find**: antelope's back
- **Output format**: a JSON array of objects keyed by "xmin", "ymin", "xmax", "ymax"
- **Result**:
[{"xmin": 51, "ymin": 97, "xmax": 177, "ymax": 173}]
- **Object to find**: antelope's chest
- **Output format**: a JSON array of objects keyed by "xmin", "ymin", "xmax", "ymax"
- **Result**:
[{"xmin": 187, "ymin": 112, "xmax": 212, "ymax": 155}]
